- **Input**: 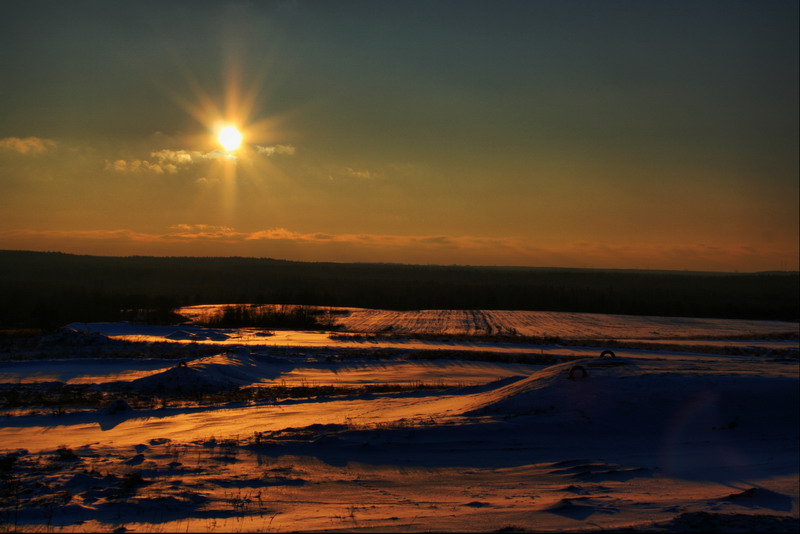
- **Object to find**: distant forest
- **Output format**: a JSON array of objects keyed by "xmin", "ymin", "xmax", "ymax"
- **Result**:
[{"xmin": 0, "ymin": 250, "xmax": 797, "ymax": 329}]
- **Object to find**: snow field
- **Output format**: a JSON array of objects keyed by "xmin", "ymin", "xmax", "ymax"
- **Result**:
[
  {"xmin": 176, "ymin": 305, "xmax": 799, "ymax": 339},
  {"xmin": 1, "ymin": 308, "xmax": 798, "ymax": 532}
]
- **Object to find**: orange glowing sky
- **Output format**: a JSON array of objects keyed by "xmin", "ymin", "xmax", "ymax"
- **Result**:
[{"xmin": 0, "ymin": 0, "xmax": 797, "ymax": 272}]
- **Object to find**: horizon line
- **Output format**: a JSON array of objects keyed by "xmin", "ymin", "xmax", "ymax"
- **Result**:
[{"xmin": 2, "ymin": 248, "xmax": 797, "ymax": 276}]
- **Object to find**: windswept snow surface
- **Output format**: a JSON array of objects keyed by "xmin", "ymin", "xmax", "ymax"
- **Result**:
[
  {"xmin": 0, "ymin": 358, "xmax": 176, "ymax": 385},
  {"xmin": 1, "ymin": 309, "xmax": 798, "ymax": 532},
  {"xmin": 179, "ymin": 305, "xmax": 799, "ymax": 339},
  {"xmin": 66, "ymin": 307, "xmax": 800, "ymax": 360}
]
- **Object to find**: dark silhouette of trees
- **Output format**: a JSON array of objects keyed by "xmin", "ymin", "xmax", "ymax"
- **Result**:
[{"xmin": 0, "ymin": 250, "xmax": 797, "ymax": 328}]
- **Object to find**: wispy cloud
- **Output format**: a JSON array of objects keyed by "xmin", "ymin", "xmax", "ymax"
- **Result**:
[
  {"xmin": 166, "ymin": 224, "xmax": 240, "ymax": 240},
  {"xmin": 0, "ymin": 136, "xmax": 57, "ymax": 154},
  {"xmin": 0, "ymin": 226, "xmax": 520, "ymax": 248},
  {"xmin": 0, "ymin": 226, "xmax": 795, "ymax": 271},
  {"xmin": 0, "ymin": 228, "xmax": 162, "ymax": 242},
  {"xmin": 345, "ymin": 167, "xmax": 383, "ymax": 179},
  {"xmin": 194, "ymin": 176, "xmax": 219, "ymax": 186},
  {"xmin": 255, "ymin": 144, "xmax": 296, "ymax": 156}
]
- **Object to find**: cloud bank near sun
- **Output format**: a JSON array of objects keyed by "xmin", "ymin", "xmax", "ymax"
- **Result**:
[
  {"xmin": 104, "ymin": 144, "xmax": 297, "ymax": 174},
  {"xmin": 104, "ymin": 149, "xmax": 218, "ymax": 174}
]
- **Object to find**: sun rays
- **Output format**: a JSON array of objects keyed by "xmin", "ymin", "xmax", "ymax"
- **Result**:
[{"xmin": 142, "ymin": 40, "xmax": 300, "ymax": 222}]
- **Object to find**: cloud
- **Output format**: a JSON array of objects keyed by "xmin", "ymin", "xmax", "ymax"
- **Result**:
[
  {"xmin": 166, "ymin": 224, "xmax": 240, "ymax": 240},
  {"xmin": 240, "ymin": 228, "xmax": 522, "ymax": 251},
  {"xmin": 0, "ymin": 228, "xmax": 161, "ymax": 242},
  {"xmin": 169, "ymin": 224, "xmax": 233, "ymax": 232},
  {"xmin": 1, "ymin": 226, "xmax": 795, "ymax": 271},
  {"xmin": 0, "ymin": 226, "xmax": 521, "ymax": 250},
  {"xmin": 151, "ymin": 149, "xmax": 197, "ymax": 165},
  {"xmin": 104, "ymin": 158, "xmax": 169, "ymax": 174},
  {"xmin": 195, "ymin": 176, "xmax": 219, "ymax": 186},
  {"xmin": 104, "ymin": 149, "xmax": 220, "ymax": 174},
  {"xmin": 106, "ymin": 144, "xmax": 292, "ymax": 175},
  {"xmin": 0, "ymin": 136, "xmax": 56, "ymax": 154},
  {"xmin": 255, "ymin": 144, "xmax": 296, "ymax": 156},
  {"xmin": 345, "ymin": 167, "xmax": 383, "ymax": 179}
]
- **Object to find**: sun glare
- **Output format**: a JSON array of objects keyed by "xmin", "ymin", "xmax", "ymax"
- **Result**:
[{"xmin": 218, "ymin": 125, "xmax": 243, "ymax": 152}]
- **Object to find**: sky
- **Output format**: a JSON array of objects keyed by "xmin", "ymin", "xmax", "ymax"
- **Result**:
[{"xmin": 0, "ymin": 0, "xmax": 797, "ymax": 272}]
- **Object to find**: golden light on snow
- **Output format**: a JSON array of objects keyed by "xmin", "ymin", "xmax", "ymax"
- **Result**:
[
  {"xmin": 2, "ymin": 308, "xmax": 798, "ymax": 532},
  {"xmin": 218, "ymin": 125, "xmax": 243, "ymax": 152}
]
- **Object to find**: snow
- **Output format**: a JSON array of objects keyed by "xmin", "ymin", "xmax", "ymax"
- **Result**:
[
  {"xmin": 176, "ymin": 305, "xmax": 799, "ymax": 339},
  {"xmin": 0, "ymin": 358, "xmax": 175, "ymax": 384},
  {"xmin": 1, "ymin": 308, "xmax": 798, "ymax": 532}
]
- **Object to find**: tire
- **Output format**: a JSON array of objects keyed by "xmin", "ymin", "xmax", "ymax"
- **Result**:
[{"xmin": 568, "ymin": 365, "xmax": 588, "ymax": 380}]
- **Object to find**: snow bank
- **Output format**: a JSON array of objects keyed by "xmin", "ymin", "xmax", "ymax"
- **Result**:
[
  {"xmin": 126, "ymin": 351, "xmax": 295, "ymax": 393},
  {"xmin": 129, "ymin": 352, "xmax": 254, "ymax": 392},
  {"xmin": 66, "ymin": 322, "xmax": 232, "ymax": 341},
  {"xmin": 464, "ymin": 357, "xmax": 800, "ymax": 449}
]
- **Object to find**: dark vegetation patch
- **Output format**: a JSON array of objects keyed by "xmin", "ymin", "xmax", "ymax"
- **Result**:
[
  {"xmin": 337, "ymin": 331, "xmax": 797, "ymax": 359},
  {"xmin": 1, "ymin": 383, "xmax": 107, "ymax": 411},
  {"xmin": 405, "ymin": 350, "xmax": 564, "ymax": 365},
  {"xmin": 1, "ymin": 250, "xmax": 797, "ymax": 330},
  {"xmin": 53, "ymin": 446, "xmax": 79, "ymax": 462},
  {"xmin": 557, "ymin": 338, "xmax": 799, "ymax": 359},
  {"xmin": 662, "ymin": 332, "xmax": 799, "ymax": 341},
  {"xmin": 0, "ymin": 381, "xmax": 458, "ymax": 413},
  {"xmin": 600, "ymin": 340, "xmax": 800, "ymax": 360},
  {"xmin": 193, "ymin": 304, "xmax": 340, "ymax": 329},
  {"xmin": 332, "ymin": 331, "xmax": 798, "ymax": 359},
  {"xmin": 329, "ymin": 332, "xmax": 564, "ymax": 344}
]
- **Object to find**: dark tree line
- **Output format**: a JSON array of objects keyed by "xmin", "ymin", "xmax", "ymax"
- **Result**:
[{"xmin": 0, "ymin": 250, "xmax": 797, "ymax": 329}]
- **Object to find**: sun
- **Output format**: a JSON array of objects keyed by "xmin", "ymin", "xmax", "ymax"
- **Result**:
[{"xmin": 217, "ymin": 125, "xmax": 243, "ymax": 152}]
